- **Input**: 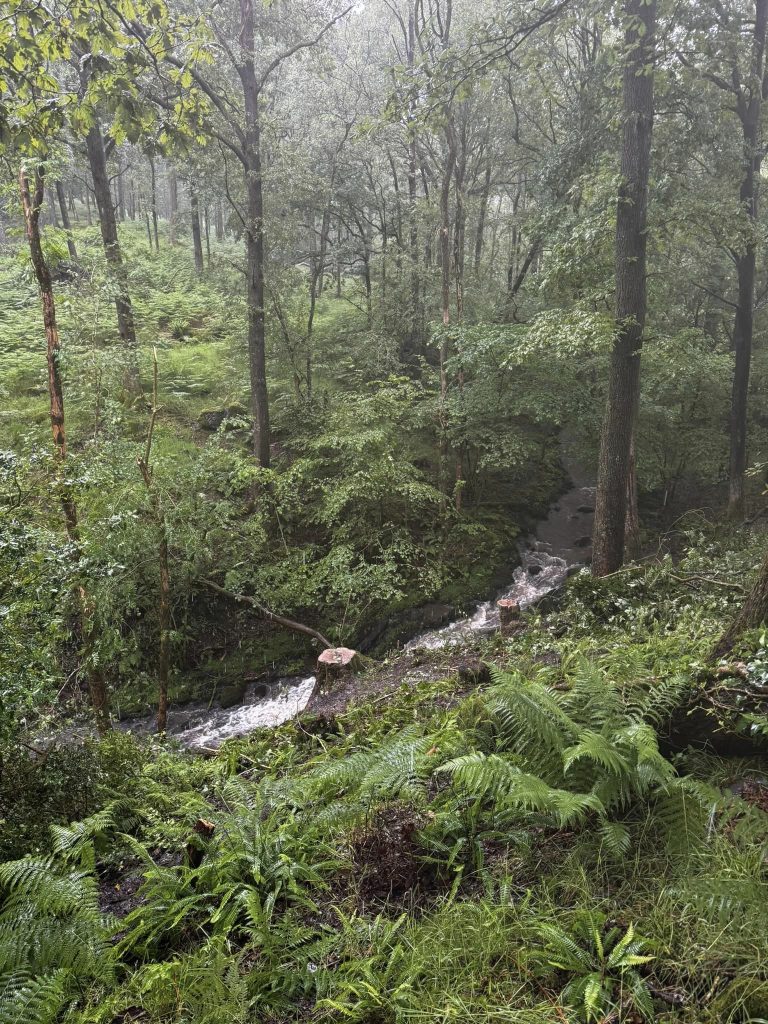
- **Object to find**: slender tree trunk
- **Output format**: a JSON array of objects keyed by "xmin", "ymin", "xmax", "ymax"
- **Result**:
[
  {"xmin": 137, "ymin": 352, "xmax": 171, "ymax": 733},
  {"xmin": 168, "ymin": 167, "xmax": 178, "ymax": 244},
  {"xmin": 204, "ymin": 206, "xmax": 211, "ymax": 265},
  {"xmin": 438, "ymin": 127, "xmax": 458, "ymax": 500},
  {"xmin": 48, "ymin": 188, "xmax": 59, "ymax": 227},
  {"xmin": 215, "ymin": 199, "xmax": 224, "ymax": 242},
  {"xmin": 84, "ymin": 121, "xmax": 140, "ymax": 391},
  {"xmin": 190, "ymin": 183, "xmax": 204, "ymax": 273},
  {"xmin": 19, "ymin": 164, "xmax": 110, "ymax": 735},
  {"xmin": 474, "ymin": 160, "xmax": 492, "ymax": 272},
  {"xmin": 85, "ymin": 187, "xmax": 93, "ymax": 226},
  {"xmin": 55, "ymin": 180, "xmax": 78, "ymax": 262},
  {"xmin": 116, "ymin": 149, "xmax": 126, "ymax": 221},
  {"xmin": 728, "ymin": 0, "xmax": 768, "ymax": 519},
  {"xmin": 239, "ymin": 0, "xmax": 271, "ymax": 467},
  {"xmin": 592, "ymin": 0, "xmax": 656, "ymax": 577},
  {"xmin": 149, "ymin": 157, "xmax": 160, "ymax": 251}
]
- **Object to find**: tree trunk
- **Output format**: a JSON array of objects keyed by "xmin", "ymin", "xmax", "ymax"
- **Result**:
[
  {"xmin": 204, "ymin": 206, "xmax": 211, "ymax": 265},
  {"xmin": 19, "ymin": 165, "xmax": 110, "ymax": 735},
  {"xmin": 55, "ymin": 180, "xmax": 78, "ymax": 262},
  {"xmin": 592, "ymin": 0, "xmax": 656, "ymax": 577},
  {"xmin": 84, "ymin": 122, "xmax": 140, "ymax": 391},
  {"xmin": 239, "ymin": 0, "xmax": 271, "ymax": 467},
  {"xmin": 168, "ymin": 167, "xmax": 178, "ymax": 244},
  {"xmin": 728, "ymin": 0, "xmax": 768, "ymax": 519},
  {"xmin": 190, "ymin": 183, "xmax": 204, "ymax": 273},
  {"xmin": 149, "ymin": 157, "xmax": 160, "ymax": 251},
  {"xmin": 438, "ymin": 126, "xmax": 458, "ymax": 500},
  {"xmin": 215, "ymin": 199, "xmax": 224, "ymax": 242},
  {"xmin": 474, "ymin": 160, "xmax": 492, "ymax": 272}
]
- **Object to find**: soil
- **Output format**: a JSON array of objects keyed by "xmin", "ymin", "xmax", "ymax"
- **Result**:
[{"xmin": 305, "ymin": 644, "xmax": 489, "ymax": 719}]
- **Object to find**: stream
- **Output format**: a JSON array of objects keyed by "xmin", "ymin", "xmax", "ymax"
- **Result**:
[{"xmin": 114, "ymin": 453, "xmax": 595, "ymax": 750}]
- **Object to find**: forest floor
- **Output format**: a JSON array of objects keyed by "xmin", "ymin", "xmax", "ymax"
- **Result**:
[{"xmin": 5, "ymin": 521, "xmax": 768, "ymax": 1024}]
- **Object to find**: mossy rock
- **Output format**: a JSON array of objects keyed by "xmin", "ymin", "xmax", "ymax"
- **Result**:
[
  {"xmin": 711, "ymin": 978, "xmax": 768, "ymax": 1020},
  {"xmin": 197, "ymin": 403, "xmax": 248, "ymax": 431}
]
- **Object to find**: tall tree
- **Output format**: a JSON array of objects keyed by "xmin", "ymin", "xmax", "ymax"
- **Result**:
[
  {"xmin": 19, "ymin": 163, "xmax": 110, "ymax": 734},
  {"xmin": 726, "ymin": 1, "xmax": 768, "ymax": 517},
  {"xmin": 592, "ymin": 0, "xmax": 657, "ymax": 577}
]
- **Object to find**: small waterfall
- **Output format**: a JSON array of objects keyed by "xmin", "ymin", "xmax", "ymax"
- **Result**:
[{"xmin": 115, "ymin": 675, "xmax": 317, "ymax": 750}]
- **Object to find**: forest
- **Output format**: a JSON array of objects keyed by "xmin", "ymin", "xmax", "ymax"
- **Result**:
[{"xmin": 2, "ymin": 0, "xmax": 768, "ymax": 1020}]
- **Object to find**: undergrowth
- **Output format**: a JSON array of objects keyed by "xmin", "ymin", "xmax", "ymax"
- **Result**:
[{"xmin": 3, "ymin": 540, "xmax": 768, "ymax": 1023}]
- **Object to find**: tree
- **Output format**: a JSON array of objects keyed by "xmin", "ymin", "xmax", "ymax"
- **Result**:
[
  {"xmin": 135, "ymin": 0, "xmax": 353, "ymax": 465},
  {"xmin": 592, "ymin": 0, "xmax": 657, "ymax": 577},
  {"xmin": 19, "ymin": 163, "xmax": 110, "ymax": 734}
]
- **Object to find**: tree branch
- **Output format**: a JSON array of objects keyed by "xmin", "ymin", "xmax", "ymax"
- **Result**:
[{"xmin": 199, "ymin": 579, "xmax": 333, "ymax": 648}]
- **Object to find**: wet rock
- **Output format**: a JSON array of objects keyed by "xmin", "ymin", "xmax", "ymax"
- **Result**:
[
  {"xmin": 246, "ymin": 682, "xmax": 270, "ymax": 702},
  {"xmin": 527, "ymin": 564, "xmax": 543, "ymax": 576},
  {"xmin": 218, "ymin": 681, "xmax": 248, "ymax": 708},
  {"xmin": 577, "ymin": 505, "xmax": 594, "ymax": 514},
  {"xmin": 197, "ymin": 403, "xmax": 248, "ymax": 431},
  {"xmin": 574, "ymin": 536, "xmax": 592, "ymax": 548}
]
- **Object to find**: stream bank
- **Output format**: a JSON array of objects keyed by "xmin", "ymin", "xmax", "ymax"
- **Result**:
[{"xmin": 107, "ymin": 444, "xmax": 595, "ymax": 750}]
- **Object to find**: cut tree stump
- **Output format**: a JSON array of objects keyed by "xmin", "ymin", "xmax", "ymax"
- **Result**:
[
  {"xmin": 317, "ymin": 646, "xmax": 361, "ymax": 685},
  {"xmin": 497, "ymin": 599, "xmax": 521, "ymax": 636},
  {"xmin": 185, "ymin": 818, "xmax": 215, "ymax": 869}
]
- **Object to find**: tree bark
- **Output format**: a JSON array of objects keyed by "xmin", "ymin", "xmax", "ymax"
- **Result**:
[
  {"xmin": 728, "ymin": 0, "xmax": 768, "ymax": 519},
  {"xmin": 19, "ymin": 164, "xmax": 110, "ymax": 735},
  {"xmin": 84, "ymin": 121, "xmax": 140, "ymax": 391},
  {"xmin": 215, "ymin": 199, "xmax": 224, "ymax": 242},
  {"xmin": 592, "ymin": 0, "xmax": 656, "ymax": 577},
  {"xmin": 190, "ymin": 183, "xmax": 204, "ymax": 273}
]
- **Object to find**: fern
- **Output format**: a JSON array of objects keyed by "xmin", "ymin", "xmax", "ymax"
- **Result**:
[{"xmin": 0, "ymin": 855, "xmax": 112, "ymax": 1024}]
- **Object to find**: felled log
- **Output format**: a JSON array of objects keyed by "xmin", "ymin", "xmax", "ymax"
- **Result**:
[{"xmin": 317, "ymin": 646, "xmax": 361, "ymax": 685}]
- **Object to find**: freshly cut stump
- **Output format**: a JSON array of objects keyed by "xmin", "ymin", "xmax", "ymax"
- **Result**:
[
  {"xmin": 497, "ymin": 599, "xmax": 521, "ymax": 636},
  {"xmin": 317, "ymin": 646, "xmax": 361, "ymax": 685}
]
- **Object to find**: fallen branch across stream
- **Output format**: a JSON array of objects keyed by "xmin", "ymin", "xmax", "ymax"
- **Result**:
[{"xmin": 198, "ymin": 578, "xmax": 333, "ymax": 649}]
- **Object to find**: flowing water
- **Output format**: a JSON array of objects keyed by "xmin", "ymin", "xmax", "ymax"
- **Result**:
[
  {"xmin": 405, "ymin": 454, "xmax": 595, "ymax": 651},
  {"xmin": 112, "ymin": 451, "xmax": 594, "ymax": 750}
]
